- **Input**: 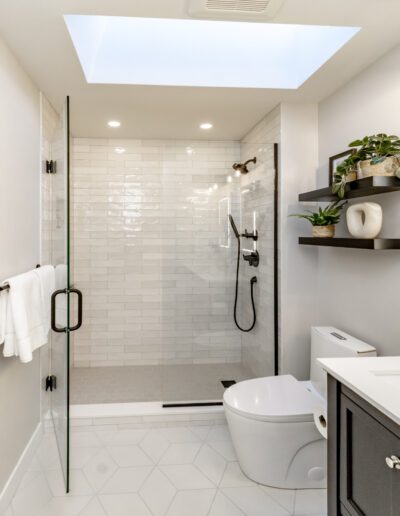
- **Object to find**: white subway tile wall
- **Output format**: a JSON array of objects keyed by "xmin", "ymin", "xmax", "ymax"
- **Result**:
[
  {"xmin": 71, "ymin": 139, "xmax": 243, "ymax": 367},
  {"xmin": 71, "ymin": 109, "xmax": 280, "ymax": 373},
  {"xmin": 239, "ymin": 109, "xmax": 281, "ymax": 377}
]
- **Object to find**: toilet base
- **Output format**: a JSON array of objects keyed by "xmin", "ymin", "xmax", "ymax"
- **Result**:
[{"xmin": 225, "ymin": 405, "xmax": 327, "ymax": 489}]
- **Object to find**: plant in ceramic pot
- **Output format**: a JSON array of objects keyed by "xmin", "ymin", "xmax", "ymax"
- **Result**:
[
  {"xmin": 333, "ymin": 134, "xmax": 400, "ymax": 198},
  {"xmin": 290, "ymin": 201, "xmax": 347, "ymax": 238}
]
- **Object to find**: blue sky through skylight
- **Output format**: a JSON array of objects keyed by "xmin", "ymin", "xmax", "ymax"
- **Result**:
[{"xmin": 64, "ymin": 15, "xmax": 360, "ymax": 89}]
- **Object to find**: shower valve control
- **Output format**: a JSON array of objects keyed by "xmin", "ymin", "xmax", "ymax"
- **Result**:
[
  {"xmin": 242, "ymin": 229, "xmax": 258, "ymax": 241},
  {"xmin": 243, "ymin": 250, "xmax": 259, "ymax": 267}
]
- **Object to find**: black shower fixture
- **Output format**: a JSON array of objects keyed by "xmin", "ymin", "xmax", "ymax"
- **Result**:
[
  {"xmin": 228, "ymin": 214, "xmax": 258, "ymax": 333},
  {"xmin": 232, "ymin": 157, "xmax": 257, "ymax": 175}
]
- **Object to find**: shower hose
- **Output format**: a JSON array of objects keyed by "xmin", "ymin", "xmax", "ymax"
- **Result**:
[{"xmin": 233, "ymin": 235, "xmax": 257, "ymax": 332}]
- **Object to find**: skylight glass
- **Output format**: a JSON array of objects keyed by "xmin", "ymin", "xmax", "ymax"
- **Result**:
[{"xmin": 64, "ymin": 15, "xmax": 360, "ymax": 89}]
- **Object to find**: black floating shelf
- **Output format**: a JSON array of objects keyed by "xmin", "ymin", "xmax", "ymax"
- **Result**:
[
  {"xmin": 299, "ymin": 237, "xmax": 400, "ymax": 250},
  {"xmin": 299, "ymin": 176, "xmax": 400, "ymax": 202}
]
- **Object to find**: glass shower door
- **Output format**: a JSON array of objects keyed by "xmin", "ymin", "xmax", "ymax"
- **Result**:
[{"xmin": 49, "ymin": 97, "xmax": 72, "ymax": 492}]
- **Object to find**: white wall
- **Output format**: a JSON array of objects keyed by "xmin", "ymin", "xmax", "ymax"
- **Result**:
[
  {"xmin": 280, "ymin": 103, "xmax": 319, "ymax": 379},
  {"xmin": 0, "ymin": 38, "xmax": 41, "ymax": 491},
  {"xmin": 317, "ymin": 43, "xmax": 400, "ymax": 356}
]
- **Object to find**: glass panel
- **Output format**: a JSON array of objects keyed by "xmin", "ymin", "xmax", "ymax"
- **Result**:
[
  {"xmin": 161, "ymin": 142, "xmax": 277, "ymax": 404},
  {"xmin": 50, "ymin": 97, "xmax": 70, "ymax": 491}
]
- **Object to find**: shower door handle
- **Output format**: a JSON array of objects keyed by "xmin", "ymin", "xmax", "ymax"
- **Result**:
[
  {"xmin": 51, "ymin": 289, "xmax": 68, "ymax": 333},
  {"xmin": 69, "ymin": 288, "xmax": 83, "ymax": 332},
  {"xmin": 51, "ymin": 288, "xmax": 83, "ymax": 333}
]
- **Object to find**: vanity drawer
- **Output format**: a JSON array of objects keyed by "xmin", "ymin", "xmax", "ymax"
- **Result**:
[{"xmin": 340, "ymin": 393, "xmax": 400, "ymax": 516}]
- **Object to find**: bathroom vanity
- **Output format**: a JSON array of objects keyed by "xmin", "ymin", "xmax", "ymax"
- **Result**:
[{"xmin": 319, "ymin": 357, "xmax": 400, "ymax": 516}]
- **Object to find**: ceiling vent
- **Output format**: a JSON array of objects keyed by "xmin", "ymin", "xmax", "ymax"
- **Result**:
[{"xmin": 188, "ymin": 0, "xmax": 285, "ymax": 20}]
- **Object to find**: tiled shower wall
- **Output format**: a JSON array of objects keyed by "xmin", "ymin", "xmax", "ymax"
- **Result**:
[
  {"xmin": 71, "ymin": 140, "xmax": 242, "ymax": 367},
  {"xmin": 239, "ymin": 108, "xmax": 281, "ymax": 378}
]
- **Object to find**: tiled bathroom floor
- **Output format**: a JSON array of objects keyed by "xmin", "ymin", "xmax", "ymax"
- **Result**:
[
  {"xmin": 71, "ymin": 363, "xmax": 253, "ymax": 404},
  {"xmin": 5, "ymin": 421, "xmax": 327, "ymax": 516}
]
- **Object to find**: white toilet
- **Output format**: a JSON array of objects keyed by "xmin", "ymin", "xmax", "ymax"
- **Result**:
[{"xmin": 223, "ymin": 327, "xmax": 376, "ymax": 489}]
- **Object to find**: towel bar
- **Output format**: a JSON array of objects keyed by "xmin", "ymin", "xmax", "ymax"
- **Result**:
[{"xmin": 0, "ymin": 264, "xmax": 41, "ymax": 292}]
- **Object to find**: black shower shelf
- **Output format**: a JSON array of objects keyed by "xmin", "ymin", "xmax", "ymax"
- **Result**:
[
  {"xmin": 299, "ymin": 237, "xmax": 400, "ymax": 250},
  {"xmin": 298, "ymin": 176, "xmax": 400, "ymax": 202}
]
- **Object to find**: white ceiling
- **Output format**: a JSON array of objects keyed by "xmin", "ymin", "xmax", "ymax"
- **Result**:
[{"xmin": 0, "ymin": 0, "xmax": 399, "ymax": 140}]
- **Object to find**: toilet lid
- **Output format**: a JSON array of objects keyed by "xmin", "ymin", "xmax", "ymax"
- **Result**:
[{"xmin": 223, "ymin": 375, "xmax": 322, "ymax": 422}]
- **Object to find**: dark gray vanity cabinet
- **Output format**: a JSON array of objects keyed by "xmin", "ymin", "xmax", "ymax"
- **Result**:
[{"xmin": 328, "ymin": 376, "xmax": 400, "ymax": 516}]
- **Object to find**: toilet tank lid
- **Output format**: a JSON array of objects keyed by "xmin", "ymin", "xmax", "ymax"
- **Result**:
[{"xmin": 312, "ymin": 327, "xmax": 376, "ymax": 355}]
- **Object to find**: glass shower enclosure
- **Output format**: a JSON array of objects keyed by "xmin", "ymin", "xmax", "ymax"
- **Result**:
[
  {"xmin": 160, "ymin": 142, "xmax": 279, "ymax": 404},
  {"xmin": 48, "ymin": 97, "xmax": 82, "ymax": 492}
]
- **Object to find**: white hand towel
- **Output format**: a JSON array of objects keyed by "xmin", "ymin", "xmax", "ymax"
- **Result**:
[
  {"xmin": 33, "ymin": 265, "xmax": 55, "ymax": 335},
  {"xmin": 3, "ymin": 271, "xmax": 48, "ymax": 363},
  {"xmin": 0, "ymin": 291, "xmax": 7, "ymax": 345}
]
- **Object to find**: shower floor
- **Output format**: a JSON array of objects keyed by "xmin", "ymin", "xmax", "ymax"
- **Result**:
[{"xmin": 70, "ymin": 363, "xmax": 252, "ymax": 405}]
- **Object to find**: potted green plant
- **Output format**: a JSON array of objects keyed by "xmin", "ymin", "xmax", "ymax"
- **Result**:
[
  {"xmin": 290, "ymin": 200, "xmax": 347, "ymax": 238},
  {"xmin": 333, "ymin": 134, "xmax": 400, "ymax": 198}
]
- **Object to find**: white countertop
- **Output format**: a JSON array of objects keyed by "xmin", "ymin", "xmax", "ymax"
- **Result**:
[{"xmin": 319, "ymin": 356, "xmax": 400, "ymax": 426}]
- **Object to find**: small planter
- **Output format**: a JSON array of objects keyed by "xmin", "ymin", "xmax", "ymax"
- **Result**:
[
  {"xmin": 357, "ymin": 156, "xmax": 400, "ymax": 179},
  {"xmin": 312, "ymin": 225, "xmax": 335, "ymax": 238},
  {"xmin": 345, "ymin": 171, "xmax": 357, "ymax": 183}
]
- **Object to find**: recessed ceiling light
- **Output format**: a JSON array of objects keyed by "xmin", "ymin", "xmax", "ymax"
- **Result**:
[
  {"xmin": 186, "ymin": 146, "xmax": 194, "ymax": 154},
  {"xmin": 65, "ymin": 15, "xmax": 360, "ymax": 89},
  {"xmin": 200, "ymin": 123, "xmax": 213, "ymax": 130},
  {"xmin": 227, "ymin": 176, "xmax": 232, "ymax": 183},
  {"xmin": 114, "ymin": 147, "xmax": 125, "ymax": 154},
  {"xmin": 108, "ymin": 120, "xmax": 121, "ymax": 128}
]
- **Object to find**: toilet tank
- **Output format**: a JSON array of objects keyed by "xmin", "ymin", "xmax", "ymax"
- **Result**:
[{"xmin": 310, "ymin": 327, "xmax": 376, "ymax": 399}]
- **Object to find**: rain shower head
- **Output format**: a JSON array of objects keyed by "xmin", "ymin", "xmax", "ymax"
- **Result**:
[{"xmin": 232, "ymin": 157, "xmax": 257, "ymax": 175}]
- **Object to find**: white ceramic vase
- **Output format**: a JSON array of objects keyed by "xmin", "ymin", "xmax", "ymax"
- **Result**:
[{"xmin": 346, "ymin": 202, "xmax": 382, "ymax": 239}]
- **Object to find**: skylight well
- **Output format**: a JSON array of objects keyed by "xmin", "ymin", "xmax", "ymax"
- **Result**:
[{"xmin": 64, "ymin": 15, "xmax": 360, "ymax": 89}]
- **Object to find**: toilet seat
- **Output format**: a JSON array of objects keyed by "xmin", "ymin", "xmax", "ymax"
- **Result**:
[{"xmin": 223, "ymin": 374, "xmax": 322, "ymax": 423}]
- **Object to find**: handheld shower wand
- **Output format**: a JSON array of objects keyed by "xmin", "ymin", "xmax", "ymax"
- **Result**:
[
  {"xmin": 229, "ymin": 214, "xmax": 257, "ymax": 333},
  {"xmin": 229, "ymin": 214, "xmax": 240, "ymax": 239}
]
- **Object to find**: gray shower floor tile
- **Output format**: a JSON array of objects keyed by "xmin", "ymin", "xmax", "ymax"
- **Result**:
[{"xmin": 70, "ymin": 363, "xmax": 253, "ymax": 405}]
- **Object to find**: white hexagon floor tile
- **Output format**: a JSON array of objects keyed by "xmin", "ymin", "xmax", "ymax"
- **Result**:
[
  {"xmin": 5, "ymin": 422, "xmax": 329, "ymax": 516},
  {"xmin": 193, "ymin": 444, "xmax": 227, "ymax": 485},
  {"xmin": 139, "ymin": 468, "xmax": 177, "ymax": 516},
  {"xmin": 158, "ymin": 427, "xmax": 201, "ymax": 444},
  {"xmin": 294, "ymin": 489, "xmax": 328, "ymax": 515},
  {"xmin": 208, "ymin": 491, "xmax": 245, "ymax": 516},
  {"xmin": 165, "ymin": 488, "xmax": 216, "ymax": 516},
  {"xmin": 100, "ymin": 466, "xmax": 153, "ymax": 494},
  {"xmin": 35, "ymin": 495, "xmax": 92, "ymax": 516},
  {"xmin": 106, "ymin": 445, "xmax": 153, "ymax": 467},
  {"xmin": 98, "ymin": 493, "xmax": 152, "ymax": 516},
  {"xmin": 139, "ymin": 431, "xmax": 170, "ymax": 463},
  {"xmin": 106, "ymin": 428, "xmax": 147, "ymax": 446},
  {"xmin": 159, "ymin": 442, "xmax": 201, "ymax": 465},
  {"xmin": 79, "ymin": 496, "xmax": 107, "ymax": 516},
  {"xmin": 159, "ymin": 464, "xmax": 215, "ymax": 490},
  {"xmin": 82, "ymin": 449, "xmax": 118, "ymax": 492},
  {"xmin": 222, "ymin": 486, "xmax": 292, "ymax": 516}
]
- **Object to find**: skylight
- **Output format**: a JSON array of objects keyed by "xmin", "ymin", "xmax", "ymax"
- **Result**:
[{"xmin": 64, "ymin": 15, "xmax": 360, "ymax": 89}]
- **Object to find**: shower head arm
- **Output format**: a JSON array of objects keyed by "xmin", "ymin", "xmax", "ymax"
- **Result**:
[{"xmin": 244, "ymin": 157, "xmax": 257, "ymax": 167}]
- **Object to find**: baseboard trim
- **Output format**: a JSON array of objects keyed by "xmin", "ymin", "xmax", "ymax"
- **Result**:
[{"xmin": 0, "ymin": 422, "xmax": 43, "ymax": 512}]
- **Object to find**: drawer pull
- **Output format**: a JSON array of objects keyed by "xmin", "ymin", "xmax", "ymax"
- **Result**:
[{"xmin": 385, "ymin": 456, "xmax": 400, "ymax": 470}]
